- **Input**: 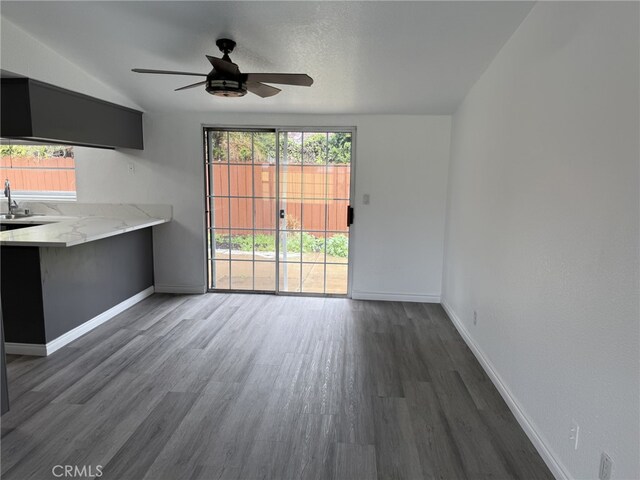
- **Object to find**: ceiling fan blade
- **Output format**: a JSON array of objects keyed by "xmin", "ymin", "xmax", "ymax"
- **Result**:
[
  {"xmin": 244, "ymin": 73, "xmax": 313, "ymax": 87},
  {"xmin": 132, "ymin": 68, "xmax": 207, "ymax": 77},
  {"xmin": 206, "ymin": 55, "xmax": 240, "ymax": 76},
  {"xmin": 175, "ymin": 80, "xmax": 207, "ymax": 91},
  {"xmin": 246, "ymin": 82, "xmax": 281, "ymax": 98}
]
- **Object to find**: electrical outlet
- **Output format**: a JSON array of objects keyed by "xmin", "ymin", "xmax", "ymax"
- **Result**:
[
  {"xmin": 363, "ymin": 194, "xmax": 370, "ymax": 205},
  {"xmin": 599, "ymin": 452, "xmax": 613, "ymax": 480},
  {"xmin": 569, "ymin": 420, "xmax": 580, "ymax": 450},
  {"xmin": 473, "ymin": 310, "xmax": 478, "ymax": 325}
]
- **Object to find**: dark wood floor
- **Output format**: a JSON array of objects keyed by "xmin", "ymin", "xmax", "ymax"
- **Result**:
[{"xmin": 2, "ymin": 294, "xmax": 552, "ymax": 480}]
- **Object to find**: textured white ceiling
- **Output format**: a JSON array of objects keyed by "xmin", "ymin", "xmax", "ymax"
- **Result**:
[{"xmin": 1, "ymin": 1, "xmax": 533, "ymax": 114}]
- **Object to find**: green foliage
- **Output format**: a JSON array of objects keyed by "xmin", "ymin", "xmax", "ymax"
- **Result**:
[
  {"xmin": 214, "ymin": 232, "xmax": 331, "ymax": 255},
  {"xmin": 328, "ymin": 133, "xmax": 351, "ymax": 164},
  {"xmin": 210, "ymin": 130, "xmax": 351, "ymax": 165},
  {"xmin": 286, "ymin": 232, "xmax": 324, "ymax": 253},
  {"xmin": 253, "ymin": 233, "xmax": 276, "ymax": 251},
  {"xmin": 233, "ymin": 235, "xmax": 254, "ymax": 251},
  {"xmin": 282, "ymin": 132, "xmax": 351, "ymax": 165},
  {"xmin": 210, "ymin": 131, "xmax": 277, "ymax": 164},
  {"xmin": 0, "ymin": 145, "xmax": 73, "ymax": 158},
  {"xmin": 326, "ymin": 234, "xmax": 349, "ymax": 258}
]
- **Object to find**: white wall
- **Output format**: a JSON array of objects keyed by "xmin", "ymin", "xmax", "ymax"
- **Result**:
[
  {"xmin": 443, "ymin": 3, "xmax": 639, "ymax": 479},
  {"xmin": 76, "ymin": 113, "xmax": 451, "ymax": 299},
  {"xmin": 0, "ymin": 17, "xmax": 139, "ymax": 109}
]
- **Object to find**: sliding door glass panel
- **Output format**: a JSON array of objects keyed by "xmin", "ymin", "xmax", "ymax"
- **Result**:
[
  {"xmin": 214, "ymin": 260, "xmax": 230, "ymax": 289},
  {"xmin": 325, "ymin": 264, "xmax": 348, "ymax": 294},
  {"xmin": 254, "ymin": 198, "xmax": 277, "ymax": 229},
  {"xmin": 302, "ymin": 203, "xmax": 325, "ymax": 231},
  {"xmin": 277, "ymin": 130, "xmax": 351, "ymax": 295},
  {"xmin": 230, "ymin": 198, "xmax": 253, "ymax": 229},
  {"xmin": 326, "ymin": 232, "xmax": 349, "ymax": 264},
  {"xmin": 254, "ymin": 261, "xmax": 276, "ymax": 290},
  {"xmin": 207, "ymin": 130, "xmax": 277, "ymax": 292},
  {"xmin": 302, "ymin": 263, "xmax": 325, "ymax": 294},
  {"xmin": 230, "ymin": 260, "xmax": 253, "ymax": 290},
  {"xmin": 301, "ymin": 232, "xmax": 324, "ymax": 263},
  {"xmin": 212, "ymin": 164, "xmax": 229, "ymax": 197},
  {"xmin": 206, "ymin": 128, "xmax": 351, "ymax": 295},
  {"xmin": 213, "ymin": 229, "xmax": 230, "ymax": 259},
  {"xmin": 279, "ymin": 262, "xmax": 301, "ymax": 293},
  {"xmin": 229, "ymin": 132, "xmax": 253, "ymax": 163}
]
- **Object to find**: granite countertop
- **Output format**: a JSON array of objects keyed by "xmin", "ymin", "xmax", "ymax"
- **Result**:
[{"xmin": 0, "ymin": 203, "xmax": 172, "ymax": 247}]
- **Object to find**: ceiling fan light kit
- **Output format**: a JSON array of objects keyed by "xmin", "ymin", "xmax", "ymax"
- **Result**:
[
  {"xmin": 132, "ymin": 38, "xmax": 313, "ymax": 98},
  {"xmin": 207, "ymin": 79, "xmax": 246, "ymax": 97}
]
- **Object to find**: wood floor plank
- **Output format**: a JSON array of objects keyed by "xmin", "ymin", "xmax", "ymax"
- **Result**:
[
  {"xmin": 372, "ymin": 396, "xmax": 425, "ymax": 479},
  {"xmin": 3, "ymin": 372, "xmax": 166, "ymax": 480},
  {"xmin": 6, "ymin": 346, "xmax": 85, "ymax": 401},
  {"xmin": 57, "ymin": 372, "xmax": 168, "ymax": 473},
  {"xmin": 479, "ymin": 409, "xmax": 554, "ymax": 480},
  {"xmin": 334, "ymin": 352, "xmax": 376, "ymax": 445},
  {"xmin": 403, "ymin": 380, "xmax": 468, "ymax": 480},
  {"xmin": 30, "ymin": 328, "xmax": 144, "ymax": 397},
  {"xmin": 1, "ymin": 401, "xmax": 84, "ymax": 477},
  {"xmin": 102, "ymin": 391, "xmax": 199, "ymax": 480},
  {"xmin": 53, "ymin": 334, "xmax": 159, "ymax": 404},
  {"xmin": 143, "ymin": 383, "xmax": 241, "ymax": 480},
  {"xmin": 335, "ymin": 443, "xmax": 378, "ymax": 480},
  {"xmin": 367, "ymin": 332, "xmax": 405, "ymax": 398},
  {"xmin": 2, "ymin": 293, "xmax": 553, "ymax": 480},
  {"xmin": 198, "ymin": 364, "xmax": 280, "ymax": 469},
  {"xmin": 431, "ymin": 370, "xmax": 515, "ymax": 478}
]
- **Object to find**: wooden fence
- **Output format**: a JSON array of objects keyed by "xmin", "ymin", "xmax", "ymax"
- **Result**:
[
  {"xmin": 208, "ymin": 164, "xmax": 351, "ymax": 233},
  {"xmin": 0, "ymin": 156, "xmax": 76, "ymax": 192}
]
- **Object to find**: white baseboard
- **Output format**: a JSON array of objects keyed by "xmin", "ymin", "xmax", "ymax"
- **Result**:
[
  {"xmin": 351, "ymin": 291, "xmax": 440, "ymax": 303},
  {"xmin": 440, "ymin": 299, "xmax": 570, "ymax": 480},
  {"xmin": 154, "ymin": 284, "xmax": 206, "ymax": 294},
  {"xmin": 5, "ymin": 286, "xmax": 155, "ymax": 357}
]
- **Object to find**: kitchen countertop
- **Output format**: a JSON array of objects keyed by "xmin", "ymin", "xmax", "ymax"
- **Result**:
[{"xmin": 0, "ymin": 203, "xmax": 172, "ymax": 247}]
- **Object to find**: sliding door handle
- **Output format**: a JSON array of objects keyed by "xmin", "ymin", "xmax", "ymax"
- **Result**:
[
  {"xmin": 347, "ymin": 206, "xmax": 354, "ymax": 226},
  {"xmin": 279, "ymin": 209, "xmax": 285, "ymax": 219}
]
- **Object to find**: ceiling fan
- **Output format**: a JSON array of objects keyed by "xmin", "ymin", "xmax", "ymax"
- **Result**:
[{"xmin": 131, "ymin": 38, "xmax": 313, "ymax": 98}]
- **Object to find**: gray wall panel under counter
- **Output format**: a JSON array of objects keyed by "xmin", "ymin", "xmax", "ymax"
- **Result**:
[{"xmin": 39, "ymin": 228, "xmax": 154, "ymax": 342}]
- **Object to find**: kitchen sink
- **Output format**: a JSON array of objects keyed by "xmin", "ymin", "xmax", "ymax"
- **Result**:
[{"xmin": 0, "ymin": 213, "xmax": 42, "ymax": 219}]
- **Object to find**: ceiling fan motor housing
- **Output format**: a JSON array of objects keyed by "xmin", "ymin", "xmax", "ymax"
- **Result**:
[{"xmin": 206, "ymin": 78, "xmax": 247, "ymax": 97}]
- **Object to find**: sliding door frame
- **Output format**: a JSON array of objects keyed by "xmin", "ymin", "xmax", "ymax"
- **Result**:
[{"xmin": 202, "ymin": 124, "xmax": 357, "ymax": 298}]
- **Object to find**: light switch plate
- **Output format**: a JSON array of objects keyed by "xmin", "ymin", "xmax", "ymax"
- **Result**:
[{"xmin": 569, "ymin": 420, "xmax": 579, "ymax": 450}]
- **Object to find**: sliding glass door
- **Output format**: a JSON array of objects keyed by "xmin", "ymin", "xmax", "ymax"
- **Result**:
[
  {"xmin": 277, "ymin": 131, "xmax": 352, "ymax": 294},
  {"xmin": 204, "ymin": 127, "xmax": 353, "ymax": 296}
]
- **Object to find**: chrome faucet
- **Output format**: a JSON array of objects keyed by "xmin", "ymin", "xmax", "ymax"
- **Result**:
[{"xmin": 4, "ymin": 179, "xmax": 18, "ymax": 216}]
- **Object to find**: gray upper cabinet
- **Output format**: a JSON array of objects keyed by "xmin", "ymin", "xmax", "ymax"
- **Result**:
[{"xmin": 1, "ymin": 77, "xmax": 143, "ymax": 150}]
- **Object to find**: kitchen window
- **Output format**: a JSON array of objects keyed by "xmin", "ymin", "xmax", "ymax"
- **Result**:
[{"xmin": 0, "ymin": 144, "xmax": 76, "ymax": 200}]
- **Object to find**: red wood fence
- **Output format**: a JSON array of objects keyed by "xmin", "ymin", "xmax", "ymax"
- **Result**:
[
  {"xmin": 208, "ymin": 164, "xmax": 351, "ymax": 233},
  {"xmin": 0, "ymin": 156, "xmax": 76, "ymax": 192}
]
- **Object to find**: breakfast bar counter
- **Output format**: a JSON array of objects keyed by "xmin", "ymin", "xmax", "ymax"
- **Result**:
[
  {"xmin": 0, "ymin": 203, "xmax": 171, "ymax": 247},
  {"xmin": 0, "ymin": 203, "xmax": 171, "ymax": 356}
]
